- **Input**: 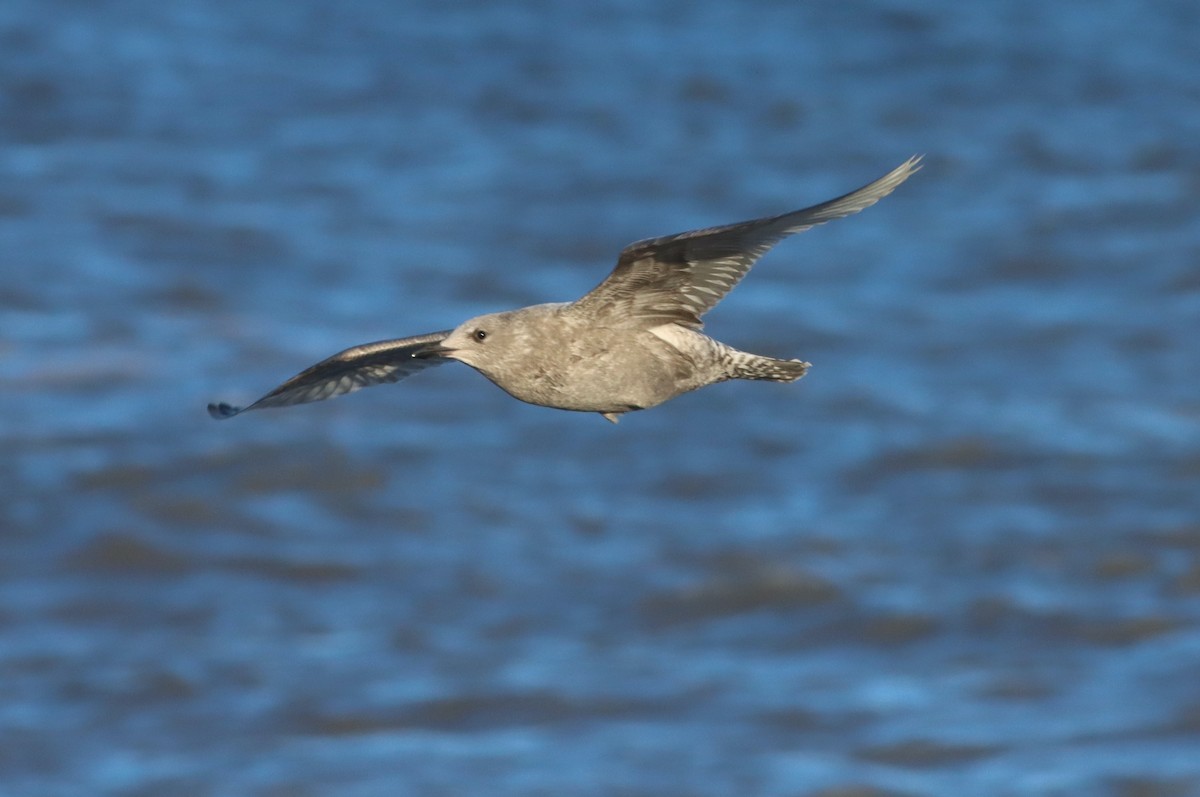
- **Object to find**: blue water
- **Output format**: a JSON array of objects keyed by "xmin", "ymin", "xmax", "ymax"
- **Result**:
[{"xmin": 3, "ymin": 1, "xmax": 1199, "ymax": 795}]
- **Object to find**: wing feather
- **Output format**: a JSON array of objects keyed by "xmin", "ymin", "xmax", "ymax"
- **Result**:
[
  {"xmin": 208, "ymin": 330, "xmax": 452, "ymax": 419},
  {"xmin": 575, "ymin": 156, "xmax": 921, "ymax": 327}
]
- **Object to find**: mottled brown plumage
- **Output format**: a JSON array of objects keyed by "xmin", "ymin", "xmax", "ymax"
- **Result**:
[{"xmin": 209, "ymin": 157, "xmax": 920, "ymax": 423}]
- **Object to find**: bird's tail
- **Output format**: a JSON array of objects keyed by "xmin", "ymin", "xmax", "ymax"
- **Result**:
[{"xmin": 729, "ymin": 352, "xmax": 811, "ymax": 383}]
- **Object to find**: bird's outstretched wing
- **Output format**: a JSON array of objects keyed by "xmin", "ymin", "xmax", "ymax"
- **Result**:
[
  {"xmin": 574, "ymin": 156, "xmax": 921, "ymax": 328},
  {"xmin": 207, "ymin": 330, "xmax": 452, "ymax": 419}
]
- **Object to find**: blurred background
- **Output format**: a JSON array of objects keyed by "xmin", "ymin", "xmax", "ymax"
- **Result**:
[{"xmin": 2, "ymin": 1, "xmax": 1198, "ymax": 795}]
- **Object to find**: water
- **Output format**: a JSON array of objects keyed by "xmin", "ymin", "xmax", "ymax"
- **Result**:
[{"xmin": 2, "ymin": 1, "xmax": 1199, "ymax": 795}]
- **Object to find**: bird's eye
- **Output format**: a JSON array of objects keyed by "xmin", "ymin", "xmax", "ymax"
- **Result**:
[{"xmin": 473, "ymin": 329, "xmax": 487, "ymax": 342}]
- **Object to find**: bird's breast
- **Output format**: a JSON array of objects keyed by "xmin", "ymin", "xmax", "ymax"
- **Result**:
[{"xmin": 479, "ymin": 328, "xmax": 689, "ymax": 413}]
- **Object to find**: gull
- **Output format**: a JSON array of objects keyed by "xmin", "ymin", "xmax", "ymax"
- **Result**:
[{"xmin": 209, "ymin": 157, "xmax": 920, "ymax": 424}]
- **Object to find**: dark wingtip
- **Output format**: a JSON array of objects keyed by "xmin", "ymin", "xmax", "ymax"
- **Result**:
[{"xmin": 207, "ymin": 402, "xmax": 242, "ymax": 420}]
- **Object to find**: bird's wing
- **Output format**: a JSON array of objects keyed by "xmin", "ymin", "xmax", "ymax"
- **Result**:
[
  {"xmin": 574, "ymin": 156, "xmax": 921, "ymax": 328},
  {"xmin": 207, "ymin": 330, "xmax": 452, "ymax": 419}
]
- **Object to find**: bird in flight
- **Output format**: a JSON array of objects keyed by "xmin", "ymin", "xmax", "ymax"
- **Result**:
[{"xmin": 209, "ymin": 157, "xmax": 920, "ymax": 424}]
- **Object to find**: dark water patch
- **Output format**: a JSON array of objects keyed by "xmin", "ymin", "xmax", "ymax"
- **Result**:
[
  {"xmin": 46, "ymin": 591, "xmax": 216, "ymax": 634},
  {"xmin": 816, "ymin": 390, "xmax": 921, "ymax": 426},
  {"xmin": 678, "ymin": 73, "xmax": 729, "ymax": 106},
  {"xmin": 640, "ymin": 565, "xmax": 841, "ymax": 629},
  {"xmin": 1130, "ymin": 141, "xmax": 1193, "ymax": 172},
  {"xmin": 1070, "ymin": 616, "xmax": 1183, "ymax": 647},
  {"xmin": 291, "ymin": 690, "xmax": 684, "ymax": 736},
  {"xmin": 976, "ymin": 251, "xmax": 1092, "ymax": 284},
  {"xmin": 232, "ymin": 454, "xmax": 386, "ymax": 501},
  {"xmin": 149, "ymin": 280, "xmax": 226, "ymax": 312},
  {"xmin": 966, "ymin": 596, "xmax": 1073, "ymax": 636},
  {"xmin": 760, "ymin": 98, "xmax": 806, "ymax": 132},
  {"xmin": 388, "ymin": 625, "xmax": 431, "ymax": 652},
  {"xmin": 1033, "ymin": 199, "xmax": 1197, "ymax": 238},
  {"xmin": 61, "ymin": 531, "xmax": 191, "ymax": 575},
  {"xmin": 1108, "ymin": 775, "xmax": 1200, "ymax": 797},
  {"xmin": 3, "ymin": 76, "xmax": 68, "ymax": 144},
  {"xmin": 759, "ymin": 705, "xmax": 870, "ymax": 735},
  {"xmin": 757, "ymin": 705, "xmax": 823, "ymax": 732},
  {"xmin": 977, "ymin": 674, "xmax": 1060, "ymax": 702},
  {"xmin": 1161, "ymin": 701, "xmax": 1200, "ymax": 735},
  {"xmin": 1115, "ymin": 327, "xmax": 1179, "ymax": 357},
  {"xmin": 808, "ymin": 786, "xmax": 922, "ymax": 797},
  {"xmin": 0, "ymin": 191, "xmax": 31, "ymax": 217},
  {"xmin": 74, "ymin": 443, "xmax": 402, "ymax": 521},
  {"xmin": 854, "ymin": 738, "xmax": 1003, "ymax": 768},
  {"xmin": 843, "ymin": 436, "xmax": 1029, "ymax": 489},
  {"xmin": 118, "ymin": 669, "xmax": 197, "ymax": 705},
  {"xmin": 1090, "ymin": 551, "xmax": 1156, "ymax": 581},
  {"xmin": 966, "ymin": 596, "xmax": 1183, "ymax": 648},
  {"xmin": 76, "ymin": 461, "xmax": 184, "ymax": 493},
  {"xmin": 1168, "ymin": 260, "xmax": 1200, "ymax": 291},
  {"xmin": 653, "ymin": 470, "xmax": 757, "ymax": 502},
  {"xmin": 72, "ymin": 462, "xmax": 275, "ymax": 537},
  {"xmin": 748, "ymin": 607, "xmax": 946, "ymax": 652},
  {"xmin": 109, "ymin": 777, "xmax": 216, "ymax": 797},
  {"xmin": 1141, "ymin": 525, "xmax": 1200, "ymax": 552},
  {"xmin": 128, "ymin": 495, "xmax": 237, "ymax": 532},
  {"xmin": 96, "ymin": 212, "xmax": 291, "ymax": 270},
  {"xmin": 473, "ymin": 82, "xmax": 551, "ymax": 126},
  {"xmin": 1171, "ymin": 559, "xmax": 1200, "ymax": 595},
  {"xmin": 220, "ymin": 555, "xmax": 362, "ymax": 584},
  {"xmin": 858, "ymin": 613, "xmax": 940, "ymax": 646},
  {"xmin": 0, "ymin": 727, "xmax": 69, "ymax": 780}
]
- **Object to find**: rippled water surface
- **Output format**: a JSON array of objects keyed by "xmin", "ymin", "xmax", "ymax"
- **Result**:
[{"xmin": 3, "ymin": 2, "xmax": 1199, "ymax": 795}]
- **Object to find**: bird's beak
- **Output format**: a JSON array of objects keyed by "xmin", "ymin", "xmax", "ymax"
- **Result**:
[{"xmin": 413, "ymin": 342, "xmax": 456, "ymax": 360}]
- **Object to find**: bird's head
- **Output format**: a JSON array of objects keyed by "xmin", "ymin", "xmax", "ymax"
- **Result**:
[{"xmin": 419, "ymin": 310, "xmax": 520, "ymax": 375}]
